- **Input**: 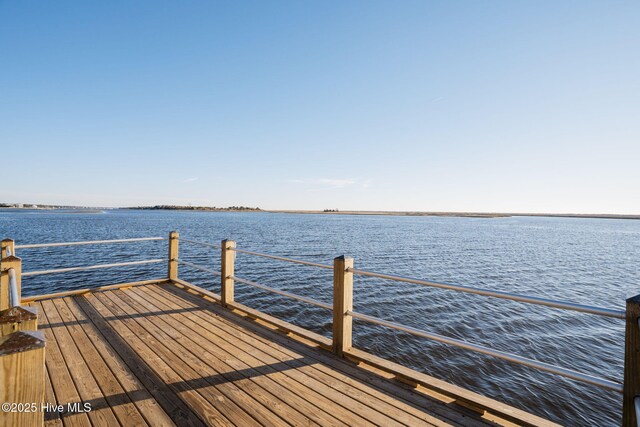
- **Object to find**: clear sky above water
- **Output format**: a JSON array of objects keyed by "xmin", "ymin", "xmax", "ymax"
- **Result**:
[{"xmin": 1, "ymin": 1, "xmax": 638, "ymax": 213}]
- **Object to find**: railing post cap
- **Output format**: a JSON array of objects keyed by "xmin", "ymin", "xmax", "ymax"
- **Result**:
[
  {"xmin": 1, "ymin": 255, "xmax": 21, "ymax": 263},
  {"xmin": 0, "ymin": 306, "xmax": 37, "ymax": 323},
  {"xmin": 222, "ymin": 239, "xmax": 235, "ymax": 245},
  {"xmin": 626, "ymin": 294, "xmax": 640, "ymax": 304},
  {"xmin": 0, "ymin": 330, "xmax": 45, "ymax": 356},
  {"xmin": 169, "ymin": 231, "xmax": 179, "ymax": 237},
  {"xmin": 1, "ymin": 238, "xmax": 14, "ymax": 243},
  {"xmin": 334, "ymin": 255, "xmax": 353, "ymax": 262}
]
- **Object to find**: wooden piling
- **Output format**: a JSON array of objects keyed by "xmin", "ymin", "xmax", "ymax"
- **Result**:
[
  {"xmin": 0, "ymin": 330, "xmax": 45, "ymax": 427},
  {"xmin": 333, "ymin": 255, "xmax": 354, "ymax": 356},
  {"xmin": 221, "ymin": 240, "xmax": 236, "ymax": 307},
  {"xmin": 168, "ymin": 231, "xmax": 179, "ymax": 280}
]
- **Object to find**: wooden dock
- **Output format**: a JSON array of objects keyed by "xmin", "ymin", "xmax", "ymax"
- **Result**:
[
  {"xmin": 28, "ymin": 281, "xmax": 554, "ymax": 427},
  {"xmin": 3, "ymin": 233, "xmax": 631, "ymax": 426}
]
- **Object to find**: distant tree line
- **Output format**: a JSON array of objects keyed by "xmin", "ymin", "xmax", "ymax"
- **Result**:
[
  {"xmin": 130, "ymin": 205, "xmax": 262, "ymax": 211},
  {"xmin": 323, "ymin": 209, "xmax": 339, "ymax": 212}
]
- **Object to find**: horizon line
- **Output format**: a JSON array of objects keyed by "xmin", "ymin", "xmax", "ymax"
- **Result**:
[{"xmin": 1, "ymin": 202, "xmax": 639, "ymax": 219}]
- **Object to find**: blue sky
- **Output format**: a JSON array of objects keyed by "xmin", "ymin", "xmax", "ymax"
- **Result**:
[{"xmin": 1, "ymin": 1, "xmax": 638, "ymax": 213}]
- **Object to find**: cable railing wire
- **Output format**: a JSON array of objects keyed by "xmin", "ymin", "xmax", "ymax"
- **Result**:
[
  {"xmin": 15, "ymin": 237, "xmax": 166, "ymax": 249},
  {"xmin": 348, "ymin": 310, "xmax": 623, "ymax": 393},
  {"xmin": 232, "ymin": 275, "xmax": 332, "ymax": 310},
  {"xmin": 225, "ymin": 242, "xmax": 623, "ymax": 319},
  {"xmin": 177, "ymin": 259, "xmax": 221, "ymax": 276},
  {"xmin": 22, "ymin": 259, "xmax": 164, "ymax": 276},
  {"xmin": 348, "ymin": 267, "xmax": 624, "ymax": 319},
  {"xmin": 180, "ymin": 238, "xmax": 220, "ymax": 250},
  {"xmin": 232, "ymin": 248, "xmax": 333, "ymax": 270}
]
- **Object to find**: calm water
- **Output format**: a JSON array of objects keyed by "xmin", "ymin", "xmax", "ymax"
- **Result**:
[{"xmin": 1, "ymin": 209, "xmax": 638, "ymax": 426}]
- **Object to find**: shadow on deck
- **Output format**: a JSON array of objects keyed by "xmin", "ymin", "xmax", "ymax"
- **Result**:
[{"xmin": 31, "ymin": 281, "xmax": 557, "ymax": 427}]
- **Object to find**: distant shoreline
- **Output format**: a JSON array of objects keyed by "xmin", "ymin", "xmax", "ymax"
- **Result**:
[
  {"xmin": 265, "ymin": 210, "xmax": 640, "ymax": 220},
  {"xmin": 2, "ymin": 205, "xmax": 639, "ymax": 220},
  {"xmin": 266, "ymin": 210, "xmax": 509, "ymax": 218}
]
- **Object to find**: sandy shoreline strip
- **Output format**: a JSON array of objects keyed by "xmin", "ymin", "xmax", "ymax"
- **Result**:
[
  {"xmin": 265, "ymin": 210, "xmax": 640, "ymax": 220},
  {"xmin": 3, "ymin": 207, "xmax": 638, "ymax": 220}
]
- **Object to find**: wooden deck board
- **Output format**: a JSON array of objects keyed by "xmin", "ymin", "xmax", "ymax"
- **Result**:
[
  {"xmin": 32, "ymin": 281, "xmax": 549, "ymax": 427},
  {"xmin": 115, "ymin": 287, "xmax": 322, "ymax": 427},
  {"xmin": 58, "ymin": 297, "xmax": 177, "ymax": 427},
  {"xmin": 139, "ymin": 285, "xmax": 449, "ymax": 427},
  {"xmin": 71, "ymin": 295, "xmax": 207, "ymax": 427},
  {"xmin": 134, "ymin": 288, "xmax": 347, "ymax": 426},
  {"xmin": 44, "ymin": 356, "xmax": 63, "ymax": 427},
  {"xmin": 41, "ymin": 298, "xmax": 121, "ymax": 427},
  {"xmin": 144, "ymin": 284, "xmax": 488, "ymax": 427},
  {"xmin": 36, "ymin": 301, "xmax": 93, "ymax": 427},
  {"xmin": 46, "ymin": 297, "xmax": 146, "ymax": 427},
  {"xmin": 117, "ymin": 288, "xmax": 394, "ymax": 427},
  {"xmin": 96, "ymin": 289, "xmax": 284, "ymax": 427},
  {"xmin": 126, "ymin": 286, "xmax": 397, "ymax": 427}
]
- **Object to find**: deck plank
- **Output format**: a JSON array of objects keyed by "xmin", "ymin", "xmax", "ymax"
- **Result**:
[
  {"xmin": 98, "ymin": 289, "xmax": 288, "ymax": 427},
  {"xmin": 28, "ymin": 281, "xmax": 552, "ymax": 427},
  {"xmin": 125, "ymin": 286, "xmax": 349, "ymax": 426},
  {"xmin": 81, "ymin": 293, "xmax": 230, "ymax": 427},
  {"xmin": 50, "ymin": 297, "xmax": 149, "ymax": 427},
  {"xmin": 36, "ymin": 301, "xmax": 94, "ymax": 427},
  {"xmin": 115, "ymin": 288, "xmax": 321, "ymax": 427},
  {"xmin": 73, "ymin": 295, "xmax": 208, "ymax": 427},
  {"xmin": 129, "ymin": 286, "xmax": 380, "ymax": 426},
  {"xmin": 59, "ymin": 297, "xmax": 177, "ymax": 427},
  {"xmin": 151, "ymin": 286, "xmax": 496, "ymax": 426},
  {"xmin": 44, "ymin": 355, "xmax": 63, "ymax": 427},
  {"xmin": 40, "ymin": 299, "xmax": 122, "ymax": 427},
  {"xmin": 135, "ymin": 285, "xmax": 440, "ymax": 427},
  {"xmin": 146, "ymin": 284, "xmax": 490, "ymax": 427}
]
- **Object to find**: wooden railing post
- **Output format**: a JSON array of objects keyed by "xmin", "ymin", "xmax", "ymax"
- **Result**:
[
  {"xmin": 0, "ymin": 330, "xmax": 45, "ymax": 427},
  {"xmin": 333, "ymin": 255, "xmax": 354, "ymax": 357},
  {"xmin": 623, "ymin": 294, "xmax": 640, "ymax": 426},
  {"xmin": 0, "ymin": 306, "xmax": 38, "ymax": 337},
  {"xmin": 0, "ymin": 256, "xmax": 21, "ymax": 311},
  {"xmin": 0, "ymin": 240, "xmax": 44, "ymax": 426},
  {"xmin": 168, "ymin": 231, "xmax": 179, "ymax": 281},
  {"xmin": 1, "ymin": 239, "xmax": 15, "ymax": 258},
  {"xmin": 221, "ymin": 240, "xmax": 236, "ymax": 307}
]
